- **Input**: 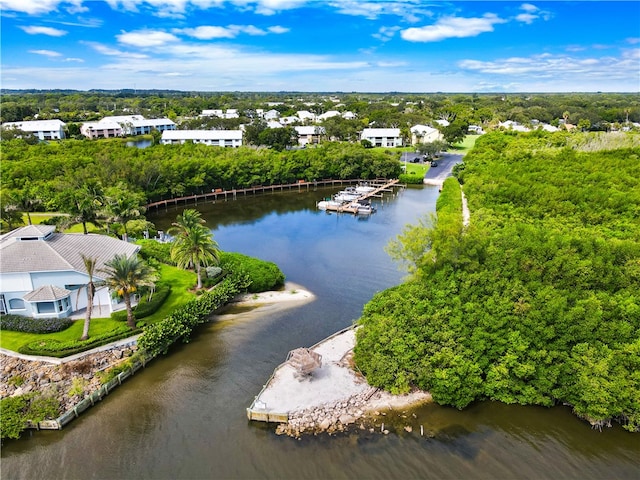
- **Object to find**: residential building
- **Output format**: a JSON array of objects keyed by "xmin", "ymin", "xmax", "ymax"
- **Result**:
[
  {"xmin": 410, "ymin": 124, "xmax": 443, "ymax": 145},
  {"xmin": 160, "ymin": 130, "xmax": 243, "ymax": 147},
  {"xmin": 294, "ymin": 126, "xmax": 325, "ymax": 146},
  {"xmin": 0, "ymin": 225, "xmax": 139, "ymax": 318},
  {"xmin": 101, "ymin": 115, "xmax": 176, "ymax": 135},
  {"xmin": 80, "ymin": 119, "xmax": 123, "ymax": 139},
  {"xmin": 2, "ymin": 119, "xmax": 66, "ymax": 140},
  {"xmin": 360, "ymin": 128, "xmax": 403, "ymax": 147}
]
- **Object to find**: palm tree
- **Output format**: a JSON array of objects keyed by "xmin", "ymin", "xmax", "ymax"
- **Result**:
[
  {"xmin": 169, "ymin": 209, "xmax": 206, "ymax": 234},
  {"xmin": 170, "ymin": 223, "xmax": 220, "ymax": 290},
  {"xmin": 101, "ymin": 254, "xmax": 157, "ymax": 329},
  {"xmin": 169, "ymin": 209, "xmax": 220, "ymax": 290},
  {"xmin": 78, "ymin": 254, "xmax": 104, "ymax": 340}
]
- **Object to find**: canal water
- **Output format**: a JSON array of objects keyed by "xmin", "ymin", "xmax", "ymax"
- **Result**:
[{"xmin": 2, "ymin": 186, "xmax": 638, "ymax": 479}]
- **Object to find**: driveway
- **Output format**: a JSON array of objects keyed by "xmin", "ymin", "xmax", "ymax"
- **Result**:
[{"xmin": 423, "ymin": 152, "xmax": 464, "ymax": 186}]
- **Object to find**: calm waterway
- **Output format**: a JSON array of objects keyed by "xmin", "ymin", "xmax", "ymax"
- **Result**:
[{"xmin": 2, "ymin": 186, "xmax": 639, "ymax": 480}]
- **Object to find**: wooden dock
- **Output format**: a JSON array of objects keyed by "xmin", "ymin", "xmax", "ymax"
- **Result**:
[
  {"xmin": 145, "ymin": 179, "xmax": 392, "ymax": 211},
  {"xmin": 318, "ymin": 179, "xmax": 402, "ymax": 214}
]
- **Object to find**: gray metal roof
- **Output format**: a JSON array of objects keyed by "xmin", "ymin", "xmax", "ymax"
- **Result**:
[
  {"xmin": 24, "ymin": 285, "xmax": 72, "ymax": 302},
  {"xmin": 0, "ymin": 230, "xmax": 139, "ymax": 277}
]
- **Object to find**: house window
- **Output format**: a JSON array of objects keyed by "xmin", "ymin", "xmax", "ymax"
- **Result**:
[
  {"xmin": 37, "ymin": 302, "xmax": 56, "ymax": 314},
  {"xmin": 9, "ymin": 298, "xmax": 25, "ymax": 310},
  {"xmin": 0, "ymin": 295, "xmax": 6, "ymax": 314}
]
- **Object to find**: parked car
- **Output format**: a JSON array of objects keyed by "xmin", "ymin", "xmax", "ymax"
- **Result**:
[{"xmin": 431, "ymin": 161, "xmax": 438, "ymax": 167}]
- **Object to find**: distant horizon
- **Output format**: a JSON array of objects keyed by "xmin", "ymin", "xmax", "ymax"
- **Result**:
[
  {"xmin": 2, "ymin": 89, "xmax": 638, "ymax": 95},
  {"xmin": 2, "ymin": 1, "xmax": 639, "ymax": 93}
]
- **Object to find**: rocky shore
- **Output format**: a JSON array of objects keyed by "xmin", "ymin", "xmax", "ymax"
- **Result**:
[
  {"xmin": 0, "ymin": 344, "xmax": 137, "ymax": 414},
  {"xmin": 276, "ymin": 388, "xmax": 432, "ymax": 437}
]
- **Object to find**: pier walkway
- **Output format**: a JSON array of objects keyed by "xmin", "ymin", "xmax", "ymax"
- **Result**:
[
  {"xmin": 145, "ymin": 179, "xmax": 390, "ymax": 211},
  {"xmin": 317, "ymin": 179, "xmax": 403, "ymax": 214}
]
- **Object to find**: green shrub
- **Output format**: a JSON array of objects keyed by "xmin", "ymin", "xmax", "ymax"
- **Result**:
[
  {"xmin": 137, "ymin": 274, "xmax": 249, "ymax": 357},
  {"xmin": 18, "ymin": 325, "xmax": 138, "ymax": 357},
  {"xmin": 399, "ymin": 173, "xmax": 425, "ymax": 184},
  {"xmin": 137, "ymin": 239, "xmax": 176, "ymax": 265},
  {"xmin": 0, "ymin": 314, "xmax": 73, "ymax": 334},
  {"xmin": 219, "ymin": 252, "xmax": 284, "ymax": 293},
  {"xmin": 111, "ymin": 284, "xmax": 171, "ymax": 322},
  {"xmin": 1, "ymin": 393, "xmax": 60, "ymax": 440}
]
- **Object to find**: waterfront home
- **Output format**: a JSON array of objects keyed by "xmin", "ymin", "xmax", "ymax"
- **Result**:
[
  {"xmin": 0, "ymin": 225, "xmax": 139, "ymax": 318},
  {"xmin": 360, "ymin": 128, "xmax": 403, "ymax": 147},
  {"xmin": 1, "ymin": 119, "xmax": 66, "ymax": 141},
  {"xmin": 160, "ymin": 129, "xmax": 243, "ymax": 147}
]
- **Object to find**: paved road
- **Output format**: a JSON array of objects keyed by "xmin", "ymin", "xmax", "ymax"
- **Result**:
[{"xmin": 423, "ymin": 152, "xmax": 464, "ymax": 185}]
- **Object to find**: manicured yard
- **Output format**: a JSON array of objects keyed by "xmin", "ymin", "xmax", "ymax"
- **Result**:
[{"xmin": 0, "ymin": 264, "xmax": 197, "ymax": 353}]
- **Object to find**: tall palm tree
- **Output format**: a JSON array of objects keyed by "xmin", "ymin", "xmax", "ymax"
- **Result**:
[
  {"xmin": 169, "ymin": 209, "xmax": 206, "ymax": 234},
  {"xmin": 77, "ymin": 254, "xmax": 106, "ymax": 340},
  {"xmin": 170, "ymin": 223, "xmax": 220, "ymax": 290},
  {"xmin": 101, "ymin": 254, "xmax": 157, "ymax": 329}
]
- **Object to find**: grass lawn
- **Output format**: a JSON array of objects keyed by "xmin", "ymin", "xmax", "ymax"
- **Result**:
[
  {"xmin": 0, "ymin": 264, "xmax": 197, "ymax": 353},
  {"xmin": 450, "ymin": 135, "xmax": 480, "ymax": 154},
  {"xmin": 0, "ymin": 317, "xmax": 125, "ymax": 352}
]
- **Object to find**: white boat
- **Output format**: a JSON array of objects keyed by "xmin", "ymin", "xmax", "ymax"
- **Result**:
[
  {"xmin": 317, "ymin": 199, "xmax": 343, "ymax": 210},
  {"xmin": 355, "ymin": 183, "xmax": 376, "ymax": 194},
  {"xmin": 333, "ymin": 187, "xmax": 361, "ymax": 202}
]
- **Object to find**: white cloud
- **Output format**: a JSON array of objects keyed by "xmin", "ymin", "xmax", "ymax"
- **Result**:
[
  {"xmin": 64, "ymin": 57, "xmax": 85, "ymax": 62},
  {"xmin": 29, "ymin": 49, "xmax": 63, "ymax": 57},
  {"xmin": 176, "ymin": 24, "xmax": 287, "ymax": 39},
  {"xmin": 458, "ymin": 50, "xmax": 640, "ymax": 82},
  {"xmin": 372, "ymin": 26, "xmax": 401, "ymax": 42},
  {"xmin": 1, "ymin": 0, "xmax": 63, "ymax": 14},
  {"xmin": 117, "ymin": 29, "xmax": 180, "ymax": 47},
  {"xmin": 178, "ymin": 26, "xmax": 237, "ymax": 39},
  {"xmin": 268, "ymin": 25, "xmax": 289, "ymax": 34},
  {"xmin": 83, "ymin": 41, "xmax": 150, "ymax": 59},
  {"xmin": 20, "ymin": 25, "xmax": 68, "ymax": 36},
  {"xmin": 401, "ymin": 14, "xmax": 506, "ymax": 42},
  {"xmin": 328, "ymin": 1, "xmax": 431, "ymax": 22}
]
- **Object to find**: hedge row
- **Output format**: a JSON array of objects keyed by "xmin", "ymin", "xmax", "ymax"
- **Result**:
[
  {"xmin": 111, "ymin": 284, "xmax": 172, "ymax": 322},
  {"xmin": 399, "ymin": 173, "xmax": 425, "ymax": 185},
  {"xmin": 0, "ymin": 314, "xmax": 73, "ymax": 334},
  {"xmin": 219, "ymin": 252, "xmax": 284, "ymax": 293},
  {"xmin": 18, "ymin": 324, "xmax": 139, "ymax": 358},
  {"xmin": 137, "ymin": 274, "xmax": 249, "ymax": 356}
]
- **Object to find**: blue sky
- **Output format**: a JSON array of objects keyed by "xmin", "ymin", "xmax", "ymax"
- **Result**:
[{"xmin": 1, "ymin": 1, "xmax": 639, "ymax": 92}]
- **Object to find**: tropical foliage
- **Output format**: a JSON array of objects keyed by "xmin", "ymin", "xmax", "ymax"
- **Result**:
[
  {"xmin": 101, "ymin": 254, "xmax": 158, "ymax": 329},
  {"xmin": 354, "ymin": 130, "xmax": 640, "ymax": 432},
  {"xmin": 169, "ymin": 209, "xmax": 220, "ymax": 289}
]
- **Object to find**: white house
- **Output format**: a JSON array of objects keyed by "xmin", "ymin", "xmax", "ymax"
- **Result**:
[
  {"xmin": 360, "ymin": 128, "xmax": 403, "ymax": 148},
  {"xmin": 101, "ymin": 115, "xmax": 176, "ymax": 135},
  {"xmin": 294, "ymin": 126, "xmax": 325, "ymax": 147},
  {"xmin": 317, "ymin": 110, "xmax": 341, "ymax": 121},
  {"xmin": 80, "ymin": 119, "xmax": 123, "ymax": 139},
  {"xmin": 410, "ymin": 124, "xmax": 443, "ymax": 145},
  {"xmin": 296, "ymin": 110, "xmax": 317, "ymax": 122},
  {"xmin": 0, "ymin": 225, "xmax": 140, "ymax": 319},
  {"xmin": 263, "ymin": 110, "xmax": 281, "ymax": 121},
  {"xmin": 2, "ymin": 119, "xmax": 66, "ymax": 140},
  {"xmin": 161, "ymin": 130, "xmax": 243, "ymax": 147}
]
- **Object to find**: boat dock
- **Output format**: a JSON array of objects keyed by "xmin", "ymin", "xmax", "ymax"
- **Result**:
[{"xmin": 317, "ymin": 179, "xmax": 402, "ymax": 214}]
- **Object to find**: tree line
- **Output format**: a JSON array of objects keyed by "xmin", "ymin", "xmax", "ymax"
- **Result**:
[
  {"xmin": 354, "ymin": 130, "xmax": 640, "ymax": 432},
  {"xmin": 0, "ymin": 140, "xmax": 401, "ymax": 234}
]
